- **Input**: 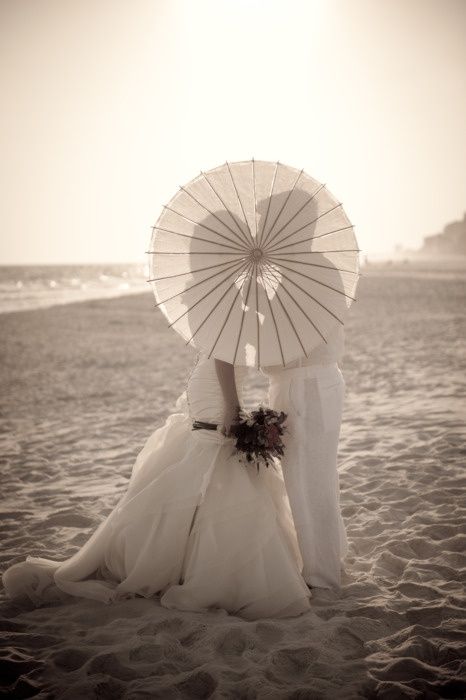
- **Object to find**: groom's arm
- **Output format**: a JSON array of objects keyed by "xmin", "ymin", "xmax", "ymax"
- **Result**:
[{"xmin": 214, "ymin": 359, "xmax": 241, "ymax": 434}]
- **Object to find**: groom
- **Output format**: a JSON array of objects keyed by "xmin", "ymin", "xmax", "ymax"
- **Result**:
[
  {"xmin": 251, "ymin": 188, "xmax": 349, "ymax": 590},
  {"xmin": 260, "ymin": 324, "xmax": 349, "ymax": 591}
]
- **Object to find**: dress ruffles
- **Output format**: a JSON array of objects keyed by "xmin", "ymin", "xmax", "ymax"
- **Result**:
[{"xmin": 3, "ymin": 369, "xmax": 312, "ymax": 620}]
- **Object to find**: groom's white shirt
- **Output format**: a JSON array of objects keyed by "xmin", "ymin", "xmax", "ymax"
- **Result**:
[{"xmin": 260, "ymin": 324, "xmax": 345, "ymax": 373}]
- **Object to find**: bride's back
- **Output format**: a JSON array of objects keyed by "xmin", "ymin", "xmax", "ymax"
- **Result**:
[{"xmin": 186, "ymin": 353, "xmax": 247, "ymax": 424}]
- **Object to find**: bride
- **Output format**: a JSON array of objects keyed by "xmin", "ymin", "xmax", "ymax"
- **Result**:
[{"xmin": 2, "ymin": 352, "xmax": 312, "ymax": 620}]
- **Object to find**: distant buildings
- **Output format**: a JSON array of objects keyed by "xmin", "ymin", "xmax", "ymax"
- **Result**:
[
  {"xmin": 419, "ymin": 212, "xmax": 466, "ymax": 256},
  {"xmin": 383, "ymin": 212, "xmax": 466, "ymax": 263}
]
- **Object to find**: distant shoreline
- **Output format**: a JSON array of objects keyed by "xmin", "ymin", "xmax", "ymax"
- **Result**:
[
  {"xmin": 362, "ymin": 254, "xmax": 466, "ymax": 265},
  {"xmin": 361, "ymin": 255, "xmax": 466, "ymax": 273},
  {"xmin": 0, "ymin": 286, "xmax": 151, "ymax": 317}
]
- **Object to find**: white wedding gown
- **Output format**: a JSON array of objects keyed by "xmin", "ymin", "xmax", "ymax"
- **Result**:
[{"xmin": 2, "ymin": 353, "xmax": 312, "ymax": 620}]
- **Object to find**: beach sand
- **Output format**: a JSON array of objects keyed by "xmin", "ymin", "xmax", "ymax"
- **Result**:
[{"xmin": 1, "ymin": 268, "xmax": 465, "ymax": 699}]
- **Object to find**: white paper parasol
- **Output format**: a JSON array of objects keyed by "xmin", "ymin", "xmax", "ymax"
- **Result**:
[{"xmin": 147, "ymin": 159, "xmax": 360, "ymax": 367}]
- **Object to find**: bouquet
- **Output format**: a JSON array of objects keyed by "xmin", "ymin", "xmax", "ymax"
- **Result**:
[{"xmin": 229, "ymin": 406, "xmax": 288, "ymax": 472}]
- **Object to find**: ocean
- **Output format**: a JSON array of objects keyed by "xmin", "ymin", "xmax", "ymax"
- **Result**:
[
  {"xmin": 1, "ymin": 258, "xmax": 464, "ymax": 316},
  {"xmin": 0, "ymin": 263, "xmax": 150, "ymax": 314}
]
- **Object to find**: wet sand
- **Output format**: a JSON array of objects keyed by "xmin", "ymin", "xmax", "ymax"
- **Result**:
[{"xmin": 1, "ymin": 267, "xmax": 465, "ymax": 699}]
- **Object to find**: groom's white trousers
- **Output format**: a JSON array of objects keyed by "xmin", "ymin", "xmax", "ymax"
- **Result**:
[{"xmin": 266, "ymin": 362, "xmax": 348, "ymax": 589}]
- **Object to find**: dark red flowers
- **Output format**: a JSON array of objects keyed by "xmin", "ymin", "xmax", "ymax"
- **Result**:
[{"xmin": 229, "ymin": 406, "xmax": 288, "ymax": 472}]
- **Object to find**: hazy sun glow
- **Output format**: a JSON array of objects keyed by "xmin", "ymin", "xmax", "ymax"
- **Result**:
[{"xmin": 1, "ymin": 0, "xmax": 465, "ymax": 264}]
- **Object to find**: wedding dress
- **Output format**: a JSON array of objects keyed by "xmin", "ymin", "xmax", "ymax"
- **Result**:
[{"xmin": 2, "ymin": 352, "xmax": 312, "ymax": 620}]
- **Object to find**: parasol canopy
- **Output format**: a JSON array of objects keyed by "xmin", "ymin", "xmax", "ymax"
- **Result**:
[{"xmin": 147, "ymin": 159, "xmax": 360, "ymax": 368}]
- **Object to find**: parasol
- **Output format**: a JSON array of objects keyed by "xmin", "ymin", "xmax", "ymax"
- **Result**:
[{"xmin": 147, "ymin": 159, "xmax": 360, "ymax": 368}]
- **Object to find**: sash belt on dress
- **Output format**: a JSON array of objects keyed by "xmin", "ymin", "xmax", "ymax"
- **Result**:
[{"xmin": 192, "ymin": 420, "xmax": 219, "ymax": 431}]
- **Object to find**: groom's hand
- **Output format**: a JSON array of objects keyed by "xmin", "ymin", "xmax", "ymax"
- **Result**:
[{"xmin": 221, "ymin": 405, "xmax": 241, "ymax": 437}]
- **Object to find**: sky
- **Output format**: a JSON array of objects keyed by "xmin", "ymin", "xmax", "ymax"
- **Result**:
[{"xmin": 0, "ymin": 0, "xmax": 465, "ymax": 264}]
